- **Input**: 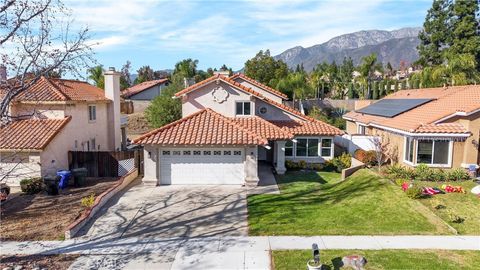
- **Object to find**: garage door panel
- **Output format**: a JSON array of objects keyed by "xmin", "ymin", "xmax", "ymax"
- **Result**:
[{"xmin": 160, "ymin": 148, "xmax": 245, "ymax": 185}]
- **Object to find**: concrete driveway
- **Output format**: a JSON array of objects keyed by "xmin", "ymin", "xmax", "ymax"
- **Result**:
[{"xmin": 79, "ymin": 179, "xmax": 248, "ymax": 241}]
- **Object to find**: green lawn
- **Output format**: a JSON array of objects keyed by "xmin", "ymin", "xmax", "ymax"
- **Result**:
[
  {"xmin": 248, "ymin": 169, "xmax": 452, "ymax": 235},
  {"xmin": 273, "ymin": 249, "xmax": 480, "ymax": 270},
  {"xmin": 416, "ymin": 180, "xmax": 479, "ymax": 235}
]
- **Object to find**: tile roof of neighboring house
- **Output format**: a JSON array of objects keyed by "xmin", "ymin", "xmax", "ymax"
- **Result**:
[
  {"xmin": 174, "ymin": 74, "xmax": 317, "ymax": 122},
  {"xmin": 231, "ymin": 117, "xmax": 294, "ymax": 140},
  {"xmin": 344, "ymin": 85, "xmax": 480, "ymax": 134},
  {"xmin": 230, "ymin": 73, "xmax": 289, "ymax": 100},
  {"xmin": 0, "ymin": 117, "xmax": 71, "ymax": 150},
  {"xmin": 122, "ymin": 79, "xmax": 169, "ymax": 98},
  {"xmin": 0, "ymin": 76, "xmax": 108, "ymax": 103},
  {"xmin": 270, "ymin": 120, "xmax": 344, "ymax": 136},
  {"xmin": 133, "ymin": 109, "xmax": 268, "ymax": 146}
]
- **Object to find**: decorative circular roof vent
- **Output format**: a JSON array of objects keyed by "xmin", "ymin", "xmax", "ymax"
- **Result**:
[
  {"xmin": 259, "ymin": 106, "xmax": 267, "ymax": 114},
  {"xmin": 212, "ymin": 86, "xmax": 229, "ymax": 103}
]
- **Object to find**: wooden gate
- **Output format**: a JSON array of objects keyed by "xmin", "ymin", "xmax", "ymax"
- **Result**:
[{"xmin": 68, "ymin": 150, "xmax": 140, "ymax": 177}]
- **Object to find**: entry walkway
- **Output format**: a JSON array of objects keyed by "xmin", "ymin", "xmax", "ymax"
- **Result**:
[{"xmin": 2, "ymin": 236, "xmax": 479, "ymax": 269}]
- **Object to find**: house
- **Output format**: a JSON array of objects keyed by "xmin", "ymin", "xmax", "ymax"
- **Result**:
[
  {"xmin": 0, "ymin": 68, "xmax": 123, "ymax": 186},
  {"xmin": 121, "ymin": 79, "xmax": 170, "ymax": 112},
  {"xmin": 134, "ymin": 74, "xmax": 343, "ymax": 186},
  {"xmin": 343, "ymin": 85, "xmax": 480, "ymax": 169}
]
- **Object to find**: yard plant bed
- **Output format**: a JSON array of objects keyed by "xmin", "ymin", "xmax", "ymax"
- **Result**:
[
  {"xmin": 416, "ymin": 180, "xmax": 479, "ymax": 235},
  {"xmin": 273, "ymin": 249, "xmax": 480, "ymax": 270},
  {"xmin": 248, "ymin": 169, "xmax": 452, "ymax": 235},
  {"xmin": 0, "ymin": 254, "xmax": 79, "ymax": 270},
  {"xmin": 0, "ymin": 178, "xmax": 118, "ymax": 241}
]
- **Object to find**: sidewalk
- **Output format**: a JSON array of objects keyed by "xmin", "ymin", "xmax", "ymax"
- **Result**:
[{"xmin": 1, "ymin": 236, "xmax": 479, "ymax": 269}]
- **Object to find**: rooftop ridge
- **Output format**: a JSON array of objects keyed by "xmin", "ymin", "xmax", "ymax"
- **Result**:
[{"xmin": 230, "ymin": 73, "xmax": 289, "ymax": 99}]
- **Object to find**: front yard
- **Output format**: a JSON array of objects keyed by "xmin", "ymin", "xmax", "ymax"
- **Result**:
[
  {"xmin": 416, "ymin": 180, "xmax": 479, "ymax": 235},
  {"xmin": 248, "ymin": 169, "xmax": 452, "ymax": 235},
  {"xmin": 272, "ymin": 249, "xmax": 480, "ymax": 270},
  {"xmin": 0, "ymin": 178, "xmax": 118, "ymax": 241}
]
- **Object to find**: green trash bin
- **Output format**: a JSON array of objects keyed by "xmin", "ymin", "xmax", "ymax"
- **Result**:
[{"xmin": 71, "ymin": 168, "xmax": 88, "ymax": 187}]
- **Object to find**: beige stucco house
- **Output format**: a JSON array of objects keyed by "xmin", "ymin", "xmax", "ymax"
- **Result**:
[
  {"xmin": 343, "ymin": 85, "xmax": 480, "ymax": 170},
  {"xmin": 0, "ymin": 69, "xmax": 123, "ymax": 186},
  {"xmin": 134, "ymin": 74, "xmax": 343, "ymax": 186}
]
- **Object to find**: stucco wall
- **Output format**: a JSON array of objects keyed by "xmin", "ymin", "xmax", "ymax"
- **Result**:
[
  {"xmin": 182, "ymin": 81, "xmax": 255, "ymax": 117},
  {"xmin": 129, "ymin": 84, "xmax": 167, "ymax": 100},
  {"xmin": 233, "ymin": 78, "xmax": 283, "ymax": 103},
  {"xmin": 346, "ymin": 120, "xmax": 357, "ymax": 134},
  {"xmin": 0, "ymin": 152, "xmax": 41, "ymax": 186},
  {"xmin": 254, "ymin": 99, "xmax": 301, "ymax": 121},
  {"xmin": 11, "ymin": 103, "xmax": 66, "ymax": 119},
  {"xmin": 443, "ymin": 111, "xmax": 480, "ymax": 167}
]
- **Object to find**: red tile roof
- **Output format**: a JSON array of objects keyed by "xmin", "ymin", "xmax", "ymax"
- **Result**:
[
  {"xmin": 230, "ymin": 73, "xmax": 289, "ymax": 100},
  {"xmin": 122, "ymin": 79, "xmax": 169, "ymax": 98},
  {"xmin": 134, "ymin": 109, "xmax": 268, "ymax": 146},
  {"xmin": 270, "ymin": 120, "xmax": 344, "ymax": 136},
  {"xmin": 0, "ymin": 117, "xmax": 71, "ymax": 150},
  {"xmin": 344, "ymin": 85, "xmax": 480, "ymax": 134},
  {"xmin": 231, "ymin": 117, "xmax": 294, "ymax": 140},
  {"xmin": 1, "ymin": 76, "xmax": 108, "ymax": 103}
]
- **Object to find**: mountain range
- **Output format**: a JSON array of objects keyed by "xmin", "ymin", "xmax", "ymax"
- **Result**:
[{"xmin": 274, "ymin": 27, "xmax": 422, "ymax": 71}]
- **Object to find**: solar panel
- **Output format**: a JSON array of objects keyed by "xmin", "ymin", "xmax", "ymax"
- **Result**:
[{"xmin": 357, "ymin": 99, "xmax": 433, "ymax": 118}]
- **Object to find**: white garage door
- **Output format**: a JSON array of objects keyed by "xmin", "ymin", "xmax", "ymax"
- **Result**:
[{"xmin": 159, "ymin": 148, "xmax": 245, "ymax": 185}]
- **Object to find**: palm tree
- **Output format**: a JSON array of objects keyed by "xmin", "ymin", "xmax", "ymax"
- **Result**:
[{"xmin": 87, "ymin": 65, "xmax": 104, "ymax": 89}]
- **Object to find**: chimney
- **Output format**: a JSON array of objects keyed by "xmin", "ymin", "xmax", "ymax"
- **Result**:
[
  {"xmin": 213, "ymin": 70, "xmax": 230, "ymax": 77},
  {"xmin": 104, "ymin": 67, "xmax": 122, "ymax": 151},
  {"xmin": 0, "ymin": 65, "xmax": 6, "ymax": 82}
]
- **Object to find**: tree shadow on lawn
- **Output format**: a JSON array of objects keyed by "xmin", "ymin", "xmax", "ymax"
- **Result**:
[{"xmin": 248, "ymin": 170, "xmax": 384, "ymax": 212}]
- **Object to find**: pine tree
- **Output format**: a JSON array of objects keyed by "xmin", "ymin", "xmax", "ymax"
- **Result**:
[
  {"xmin": 379, "ymin": 80, "xmax": 385, "ymax": 97},
  {"xmin": 448, "ymin": 0, "xmax": 480, "ymax": 71},
  {"xmin": 348, "ymin": 82, "xmax": 354, "ymax": 99},
  {"xmin": 417, "ymin": 0, "xmax": 452, "ymax": 66}
]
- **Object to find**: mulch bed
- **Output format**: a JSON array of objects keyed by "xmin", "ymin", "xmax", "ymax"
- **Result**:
[
  {"xmin": 0, "ymin": 254, "xmax": 80, "ymax": 270},
  {"xmin": 0, "ymin": 178, "xmax": 118, "ymax": 241}
]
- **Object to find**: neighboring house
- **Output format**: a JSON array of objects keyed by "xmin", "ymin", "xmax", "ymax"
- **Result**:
[
  {"xmin": 343, "ymin": 85, "xmax": 480, "ymax": 169},
  {"xmin": 0, "ymin": 69, "xmax": 123, "ymax": 186},
  {"xmin": 121, "ymin": 79, "xmax": 170, "ymax": 112},
  {"xmin": 134, "ymin": 74, "xmax": 343, "ymax": 186}
]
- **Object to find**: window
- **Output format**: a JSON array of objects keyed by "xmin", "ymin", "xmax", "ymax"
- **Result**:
[
  {"xmin": 223, "ymin": 150, "xmax": 231, "ymax": 155},
  {"xmin": 173, "ymin": 150, "xmax": 181, "ymax": 155},
  {"xmin": 320, "ymin": 138, "xmax": 332, "ymax": 157},
  {"xmin": 162, "ymin": 151, "xmax": 171, "ymax": 155},
  {"xmin": 213, "ymin": 151, "xmax": 221, "ymax": 156},
  {"xmin": 235, "ymin": 101, "xmax": 251, "ymax": 115},
  {"xmin": 193, "ymin": 150, "xmax": 201, "ymax": 155},
  {"xmin": 296, "ymin": 139, "xmax": 320, "ymax": 157},
  {"xmin": 357, "ymin": 124, "xmax": 366, "ymax": 135},
  {"xmin": 88, "ymin": 105, "xmax": 96, "ymax": 121},
  {"xmin": 404, "ymin": 137, "xmax": 414, "ymax": 163},
  {"xmin": 203, "ymin": 150, "xmax": 211, "ymax": 155},
  {"xmin": 233, "ymin": 150, "xmax": 241, "ymax": 155},
  {"xmin": 417, "ymin": 140, "xmax": 449, "ymax": 165},
  {"xmin": 183, "ymin": 150, "xmax": 191, "ymax": 155},
  {"xmin": 285, "ymin": 140, "xmax": 293, "ymax": 157}
]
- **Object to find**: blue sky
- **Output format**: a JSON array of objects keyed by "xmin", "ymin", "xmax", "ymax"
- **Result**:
[{"xmin": 66, "ymin": 0, "xmax": 432, "ymax": 72}]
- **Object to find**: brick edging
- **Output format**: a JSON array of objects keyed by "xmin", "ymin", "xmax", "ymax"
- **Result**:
[{"xmin": 64, "ymin": 169, "xmax": 138, "ymax": 239}]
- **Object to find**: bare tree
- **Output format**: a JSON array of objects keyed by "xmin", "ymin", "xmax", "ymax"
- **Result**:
[
  {"xmin": 0, "ymin": 0, "xmax": 94, "ymax": 124},
  {"xmin": 370, "ymin": 135, "xmax": 391, "ymax": 170}
]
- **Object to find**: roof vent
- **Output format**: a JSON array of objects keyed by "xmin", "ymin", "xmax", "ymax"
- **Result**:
[{"xmin": 108, "ymin": 67, "xmax": 116, "ymax": 72}]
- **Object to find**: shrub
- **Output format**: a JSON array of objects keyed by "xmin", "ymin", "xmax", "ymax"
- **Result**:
[
  {"xmin": 385, "ymin": 164, "xmax": 415, "ymax": 180},
  {"xmin": 323, "ymin": 160, "xmax": 337, "ymax": 172},
  {"xmin": 298, "ymin": 160, "xmax": 307, "ymax": 169},
  {"xmin": 447, "ymin": 168, "xmax": 470, "ymax": 181},
  {"xmin": 414, "ymin": 164, "xmax": 433, "ymax": 181},
  {"xmin": 354, "ymin": 149, "xmax": 376, "ymax": 166},
  {"xmin": 19, "ymin": 178, "xmax": 44, "ymax": 194},
  {"xmin": 431, "ymin": 169, "xmax": 446, "ymax": 182},
  {"xmin": 310, "ymin": 163, "xmax": 323, "ymax": 171},
  {"xmin": 405, "ymin": 185, "xmax": 423, "ymax": 199},
  {"xmin": 81, "ymin": 193, "xmax": 96, "ymax": 208},
  {"xmin": 331, "ymin": 153, "xmax": 352, "ymax": 172},
  {"xmin": 285, "ymin": 160, "xmax": 307, "ymax": 170},
  {"xmin": 394, "ymin": 178, "xmax": 409, "ymax": 186}
]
